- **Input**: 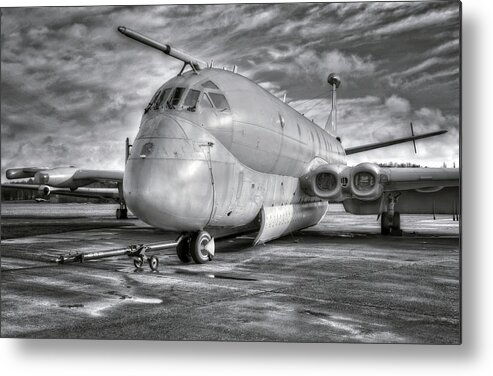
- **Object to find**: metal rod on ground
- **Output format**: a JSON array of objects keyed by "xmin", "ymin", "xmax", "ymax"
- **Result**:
[{"xmin": 55, "ymin": 235, "xmax": 184, "ymax": 264}]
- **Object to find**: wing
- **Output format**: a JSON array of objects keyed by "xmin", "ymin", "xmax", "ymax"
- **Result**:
[
  {"xmin": 300, "ymin": 162, "xmax": 460, "ymax": 215},
  {"xmin": 343, "ymin": 165, "xmax": 460, "ymax": 215},
  {"xmin": 1, "ymin": 183, "xmax": 120, "ymax": 200},
  {"xmin": 6, "ymin": 166, "xmax": 123, "ymax": 188},
  {"xmin": 3, "ymin": 166, "xmax": 123, "ymax": 200}
]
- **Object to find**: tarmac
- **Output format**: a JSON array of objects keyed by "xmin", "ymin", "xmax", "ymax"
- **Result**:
[{"xmin": 1, "ymin": 202, "xmax": 460, "ymax": 343}]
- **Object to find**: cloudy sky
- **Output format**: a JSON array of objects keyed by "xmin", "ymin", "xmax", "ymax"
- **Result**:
[{"xmin": 1, "ymin": 1, "xmax": 460, "ymax": 179}]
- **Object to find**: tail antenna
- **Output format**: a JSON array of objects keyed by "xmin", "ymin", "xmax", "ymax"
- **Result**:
[{"xmin": 325, "ymin": 73, "xmax": 341, "ymax": 135}]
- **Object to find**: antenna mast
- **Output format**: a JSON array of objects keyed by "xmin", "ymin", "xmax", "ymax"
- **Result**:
[{"xmin": 325, "ymin": 73, "xmax": 341, "ymax": 135}]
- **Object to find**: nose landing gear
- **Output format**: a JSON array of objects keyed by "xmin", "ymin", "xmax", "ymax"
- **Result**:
[
  {"xmin": 176, "ymin": 231, "xmax": 215, "ymax": 264},
  {"xmin": 55, "ymin": 232, "xmax": 215, "ymax": 270}
]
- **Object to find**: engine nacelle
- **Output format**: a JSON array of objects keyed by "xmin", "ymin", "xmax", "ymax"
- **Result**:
[
  {"xmin": 6, "ymin": 167, "xmax": 47, "ymax": 180},
  {"xmin": 38, "ymin": 185, "xmax": 51, "ymax": 196},
  {"xmin": 300, "ymin": 164, "xmax": 346, "ymax": 201},
  {"xmin": 349, "ymin": 163, "xmax": 387, "ymax": 201},
  {"xmin": 33, "ymin": 167, "xmax": 78, "ymax": 187}
]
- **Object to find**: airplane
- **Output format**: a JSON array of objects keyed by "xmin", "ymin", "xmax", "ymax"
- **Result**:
[{"xmin": 2, "ymin": 26, "xmax": 460, "ymax": 269}]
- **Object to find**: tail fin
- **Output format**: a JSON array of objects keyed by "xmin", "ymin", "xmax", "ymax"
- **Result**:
[{"xmin": 324, "ymin": 73, "xmax": 341, "ymax": 135}]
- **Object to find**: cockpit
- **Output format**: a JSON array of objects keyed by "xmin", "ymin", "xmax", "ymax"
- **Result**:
[{"xmin": 144, "ymin": 80, "xmax": 230, "ymax": 114}]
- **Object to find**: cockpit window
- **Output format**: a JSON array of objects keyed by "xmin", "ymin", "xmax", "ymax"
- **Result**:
[
  {"xmin": 183, "ymin": 89, "xmax": 201, "ymax": 110},
  {"xmin": 145, "ymin": 89, "xmax": 162, "ymax": 113},
  {"xmin": 154, "ymin": 88, "xmax": 172, "ymax": 109},
  {"xmin": 167, "ymin": 87, "xmax": 186, "ymax": 108},
  {"xmin": 201, "ymin": 80, "xmax": 219, "ymax": 89},
  {"xmin": 200, "ymin": 93, "xmax": 214, "ymax": 108},
  {"xmin": 208, "ymin": 93, "xmax": 230, "ymax": 111}
]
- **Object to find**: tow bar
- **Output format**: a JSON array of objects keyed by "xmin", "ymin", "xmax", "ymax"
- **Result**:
[{"xmin": 55, "ymin": 234, "xmax": 185, "ymax": 271}]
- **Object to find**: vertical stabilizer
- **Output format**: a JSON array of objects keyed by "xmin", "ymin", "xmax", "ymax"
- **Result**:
[{"xmin": 325, "ymin": 73, "xmax": 341, "ymax": 135}]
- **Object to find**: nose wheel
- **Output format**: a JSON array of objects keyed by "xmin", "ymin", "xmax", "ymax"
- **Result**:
[
  {"xmin": 176, "ymin": 231, "xmax": 215, "ymax": 264},
  {"xmin": 176, "ymin": 235, "xmax": 192, "ymax": 263}
]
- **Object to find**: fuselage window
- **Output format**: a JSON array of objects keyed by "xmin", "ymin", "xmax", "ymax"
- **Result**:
[
  {"xmin": 202, "ymin": 80, "xmax": 219, "ymax": 89},
  {"xmin": 154, "ymin": 88, "xmax": 172, "ymax": 109},
  {"xmin": 183, "ymin": 89, "xmax": 201, "ymax": 110},
  {"xmin": 168, "ymin": 87, "xmax": 186, "ymax": 108},
  {"xmin": 208, "ymin": 93, "xmax": 230, "ymax": 111},
  {"xmin": 200, "ymin": 93, "xmax": 214, "ymax": 108}
]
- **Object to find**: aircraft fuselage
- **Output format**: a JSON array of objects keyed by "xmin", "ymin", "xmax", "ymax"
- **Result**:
[{"xmin": 123, "ymin": 68, "xmax": 346, "ymax": 233}]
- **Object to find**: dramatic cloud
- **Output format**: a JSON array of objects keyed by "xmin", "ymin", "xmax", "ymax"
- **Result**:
[
  {"xmin": 385, "ymin": 95, "xmax": 411, "ymax": 116},
  {"xmin": 1, "ymin": 2, "xmax": 460, "ymax": 179}
]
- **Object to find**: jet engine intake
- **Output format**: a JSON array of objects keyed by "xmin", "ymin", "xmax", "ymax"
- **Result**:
[
  {"xmin": 300, "ymin": 164, "xmax": 346, "ymax": 201},
  {"xmin": 350, "ymin": 163, "xmax": 386, "ymax": 201},
  {"xmin": 39, "ymin": 185, "xmax": 51, "ymax": 196}
]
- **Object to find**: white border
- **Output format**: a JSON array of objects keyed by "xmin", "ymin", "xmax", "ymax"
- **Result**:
[{"xmin": 2, "ymin": 0, "xmax": 492, "ymax": 375}]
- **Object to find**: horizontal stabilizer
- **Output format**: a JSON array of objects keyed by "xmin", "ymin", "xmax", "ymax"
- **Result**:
[{"xmin": 345, "ymin": 129, "xmax": 446, "ymax": 155}]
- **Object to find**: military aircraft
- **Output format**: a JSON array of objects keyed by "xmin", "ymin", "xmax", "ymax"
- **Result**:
[{"xmin": 2, "ymin": 26, "xmax": 460, "ymax": 268}]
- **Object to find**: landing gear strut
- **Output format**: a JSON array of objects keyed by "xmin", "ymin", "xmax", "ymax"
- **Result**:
[
  {"xmin": 381, "ymin": 193, "xmax": 402, "ymax": 236},
  {"xmin": 116, "ymin": 182, "xmax": 128, "ymax": 219},
  {"xmin": 116, "ymin": 202, "xmax": 128, "ymax": 219},
  {"xmin": 176, "ymin": 231, "xmax": 215, "ymax": 264},
  {"xmin": 381, "ymin": 211, "xmax": 401, "ymax": 236}
]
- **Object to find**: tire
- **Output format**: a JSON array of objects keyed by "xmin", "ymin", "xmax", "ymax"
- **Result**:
[
  {"xmin": 176, "ymin": 237, "xmax": 192, "ymax": 263},
  {"xmin": 191, "ymin": 231, "xmax": 212, "ymax": 264},
  {"xmin": 116, "ymin": 208, "xmax": 128, "ymax": 219},
  {"xmin": 133, "ymin": 256, "xmax": 144, "ymax": 268},
  {"xmin": 381, "ymin": 212, "xmax": 391, "ymax": 235}
]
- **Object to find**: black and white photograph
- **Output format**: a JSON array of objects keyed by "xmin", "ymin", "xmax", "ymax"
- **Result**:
[{"xmin": 1, "ymin": 0, "xmax": 461, "ymax": 348}]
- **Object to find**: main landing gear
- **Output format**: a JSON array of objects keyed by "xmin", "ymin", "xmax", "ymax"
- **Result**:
[
  {"xmin": 116, "ymin": 202, "xmax": 128, "ymax": 219},
  {"xmin": 380, "ymin": 193, "xmax": 402, "ymax": 236},
  {"xmin": 381, "ymin": 211, "xmax": 401, "ymax": 236},
  {"xmin": 176, "ymin": 231, "xmax": 215, "ymax": 264}
]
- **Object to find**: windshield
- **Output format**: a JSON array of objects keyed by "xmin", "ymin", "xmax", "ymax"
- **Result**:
[
  {"xmin": 145, "ymin": 84, "xmax": 230, "ymax": 113},
  {"xmin": 154, "ymin": 88, "xmax": 172, "ymax": 110},
  {"xmin": 167, "ymin": 87, "xmax": 186, "ymax": 108},
  {"xmin": 208, "ymin": 93, "xmax": 230, "ymax": 111},
  {"xmin": 183, "ymin": 89, "xmax": 201, "ymax": 110}
]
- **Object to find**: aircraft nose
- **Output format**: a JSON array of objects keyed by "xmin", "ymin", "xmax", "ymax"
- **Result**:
[{"xmin": 123, "ymin": 115, "xmax": 214, "ymax": 231}]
